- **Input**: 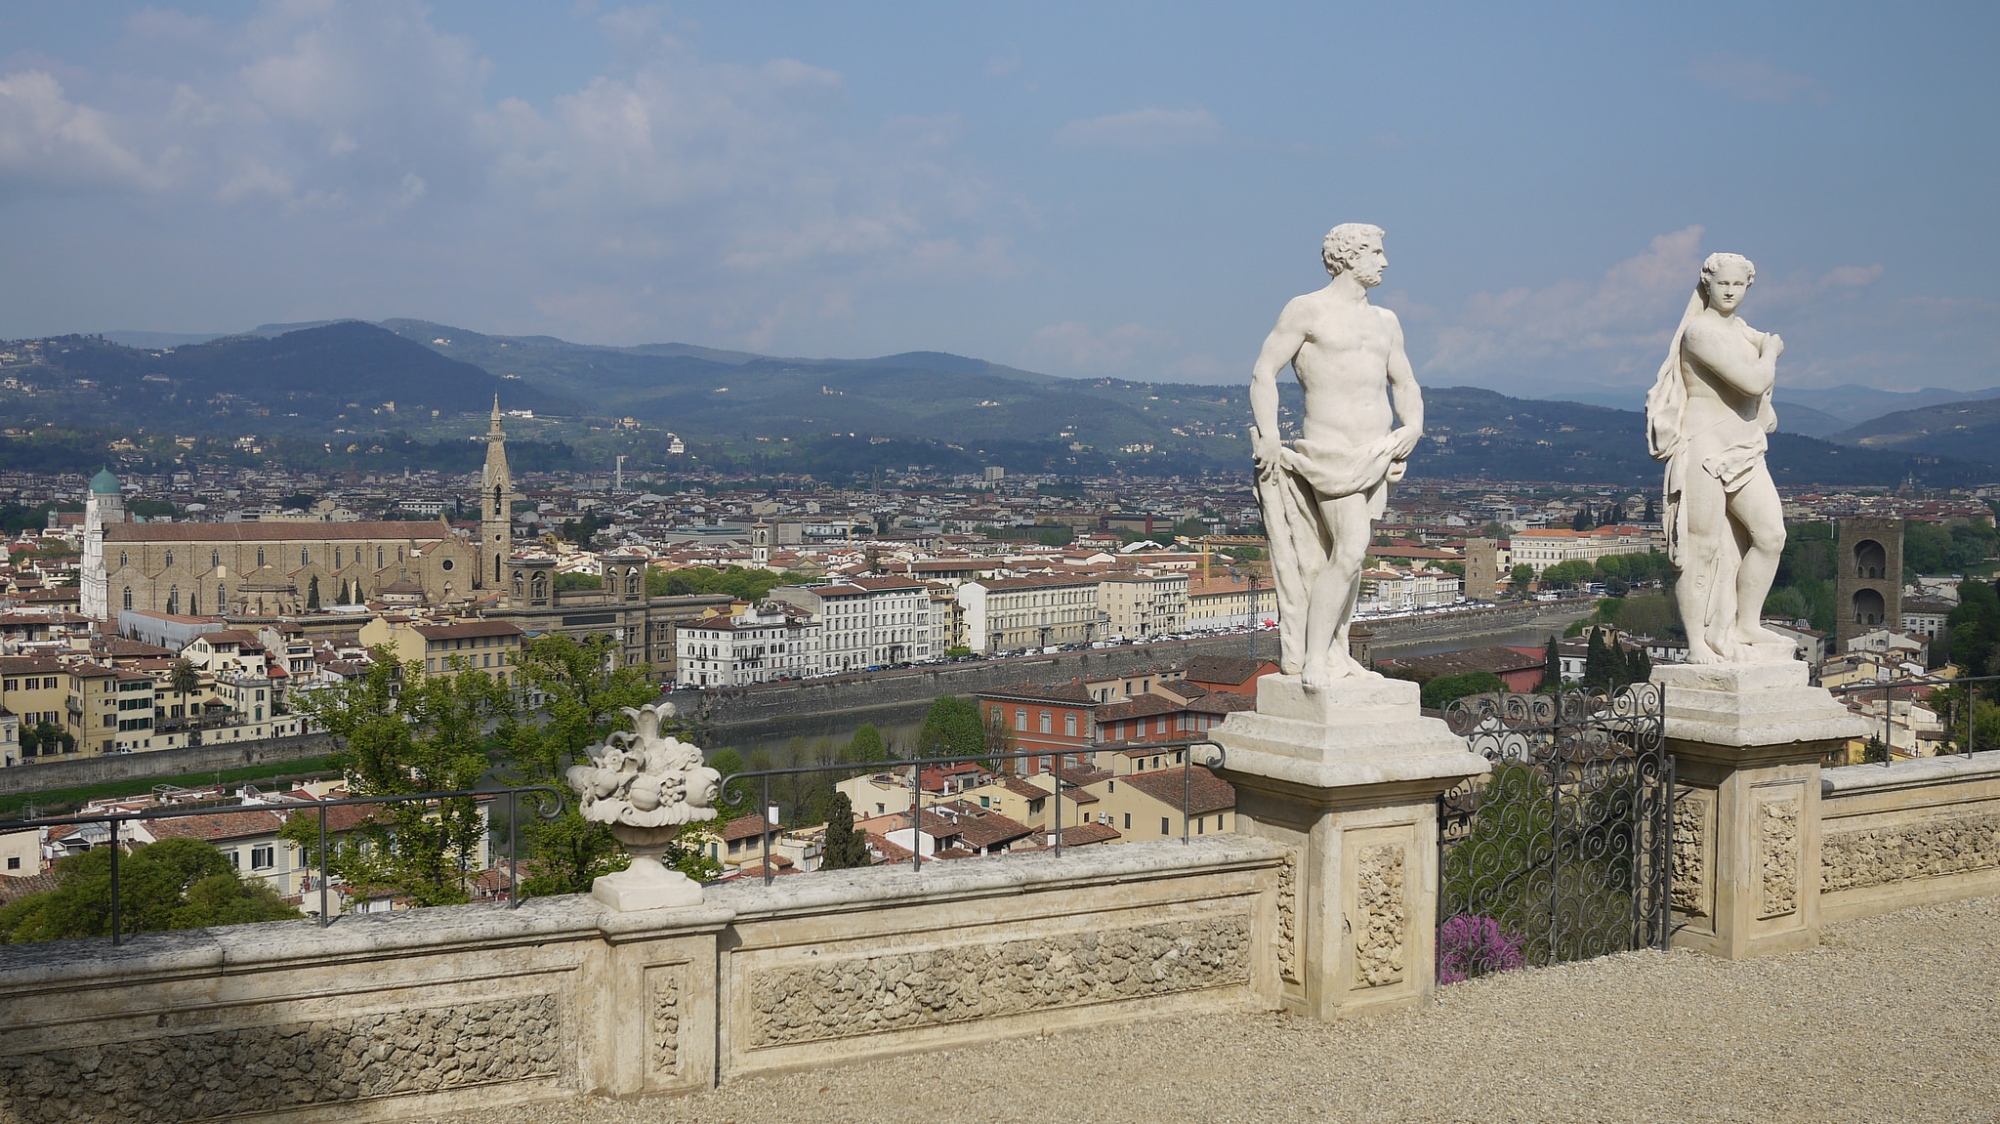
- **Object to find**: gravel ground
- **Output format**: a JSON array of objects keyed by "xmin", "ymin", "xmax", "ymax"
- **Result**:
[{"xmin": 417, "ymin": 897, "xmax": 2000, "ymax": 1124}]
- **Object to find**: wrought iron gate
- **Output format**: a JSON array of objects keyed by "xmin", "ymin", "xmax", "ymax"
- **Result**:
[{"xmin": 1436, "ymin": 685, "xmax": 1671, "ymax": 982}]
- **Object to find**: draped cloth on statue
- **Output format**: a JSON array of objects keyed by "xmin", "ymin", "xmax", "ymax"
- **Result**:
[{"xmin": 1254, "ymin": 432, "xmax": 1406, "ymax": 674}]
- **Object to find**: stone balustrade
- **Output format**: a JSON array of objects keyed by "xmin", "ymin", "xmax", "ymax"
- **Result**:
[
  {"xmin": 1818, "ymin": 752, "xmax": 2000, "ymax": 922},
  {"xmin": 0, "ymin": 837, "xmax": 1282, "ymax": 1122}
]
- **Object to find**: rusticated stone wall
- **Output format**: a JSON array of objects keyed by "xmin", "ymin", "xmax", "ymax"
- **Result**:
[
  {"xmin": 1354, "ymin": 845, "xmax": 1407, "ymax": 987},
  {"xmin": 0, "ymin": 996, "xmax": 558, "ymax": 1124},
  {"xmin": 747, "ymin": 916, "xmax": 1251, "ymax": 1048},
  {"xmin": 1823, "ymin": 810, "xmax": 2000, "ymax": 892}
]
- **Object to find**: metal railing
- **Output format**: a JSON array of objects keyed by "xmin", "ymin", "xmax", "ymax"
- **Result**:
[
  {"xmin": 7, "ymin": 784, "xmax": 566, "ymax": 945},
  {"xmin": 1827, "ymin": 670, "xmax": 2000, "ymax": 765},
  {"xmin": 719, "ymin": 738, "xmax": 1228, "ymax": 884}
]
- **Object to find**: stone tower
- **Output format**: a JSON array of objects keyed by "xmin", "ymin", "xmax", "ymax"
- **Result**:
[
  {"xmin": 1835, "ymin": 517, "xmax": 1903, "ymax": 650},
  {"xmin": 80, "ymin": 468, "xmax": 126, "ymax": 620},
  {"xmin": 482, "ymin": 396, "xmax": 512, "ymax": 589},
  {"xmin": 751, "ymin": 520, "xmax": 771, "ymax": 568},
  {"xmin": 1464, "ymin": 537, "xmax": 1498, "ymax": 601}
]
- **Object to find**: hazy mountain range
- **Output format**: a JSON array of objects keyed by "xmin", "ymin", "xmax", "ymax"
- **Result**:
[{"xmin": 2, "ymin": 319, "xmax": 1988, "ymax": 486}]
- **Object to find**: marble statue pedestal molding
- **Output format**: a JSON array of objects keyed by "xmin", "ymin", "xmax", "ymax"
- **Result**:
[
  {"xmin": 1655, "ymin": 661, "xmax": 1867, "ymax": 960},
  {"xmin": 1213, "ymin": 674, "xmax": 1488, "ymax": 1019},
  {"xmin": 593, "ymin": 824, "xmax": 707, "ymax": 912}
]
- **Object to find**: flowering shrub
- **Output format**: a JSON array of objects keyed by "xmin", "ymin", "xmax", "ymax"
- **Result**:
[{"xmin": 1436, "ymin": 914, "xmax": 1525, "ymax": 984}]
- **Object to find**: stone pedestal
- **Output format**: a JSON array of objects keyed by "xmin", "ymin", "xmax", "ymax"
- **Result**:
[
  {"xmin": 1214, "ymin": 673, "xmax": 1488, "ymax": 1018},
  {"xmin": 594, "ymin": 823, "xmax": 706, "ymax": 911},
  {"xmin": 1655, "ymin": 661, "xmax": 1866, "ymax": 959}
]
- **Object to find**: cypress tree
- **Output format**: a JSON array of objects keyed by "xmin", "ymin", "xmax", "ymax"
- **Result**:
[
  {"xmin": 306, "ymin": 575, "xmax": 320, "ymax": 611},
  {"xmin": 1625, "ymin": 643, "xmax": 1653, "ymax": 686},
  {"xmin": 1543, "ymin": 635, "xmax": 1561, "ymax": 690},
  {"xmin": 338, "ymin": 579, "xmax": 351, "ymax": 605},
  {"xmin": 820, "ymin": 792, "xmax": 871, "ymax": 870},
  {"xmin": 1583, "ymin": 627, "xmax": 1613, "ymax": 691}
]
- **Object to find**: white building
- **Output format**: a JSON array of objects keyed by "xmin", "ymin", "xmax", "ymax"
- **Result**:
[
  {"xmin": 1508, "ymin": 525, "xmax": 1663, "ymax": 575},
  {"xmin": 674, "ymin": 605, "xmax": 822, "ymax": 688},
  {"xmin": 770, "ymin": 576, "xmax": 940, "ymax": 672},
  {"xmin": 1357, "ymin": 567, "xmax": 1463, "ymax": 615}
]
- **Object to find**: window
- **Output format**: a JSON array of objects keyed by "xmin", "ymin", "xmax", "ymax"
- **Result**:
[
  {"xmin": 251, "ymin": 845, "xmax": 275, "ymax": 870},
  {"xmin": 1015, "ymin": 708, "xmax": 1027, "ymax": 732},
  {"xmin": 165, "ymin": 550, "xmax": 174, "ymax": 568},
  {"xmin": 119, "ymin": 551, "xmax": 127, "ymax": 567},
  {"xmin": 217, "ymin": 583, "xmax": 225, "ymax": 607},
  {"xmin": 1064, "ymin": 713, "xmax": 1077, "ymax": 737},
  {"xmin": 5, "ymin": 857, "xmax": 16, "ymax": 870},
  {"xmin": 1039, "ymin": 710, "xmax": 1052, "ymax": 734},
  {"xmin": 210, "ymin": 550, "xmax": 219, "ymax": 568},
  {"xmin": 334, "ymin": 548, "xmax": 343, "ymax": 568},
  {"xmin": 301, "ymin": 548, "xmax": 310, "ymax": 566},
  {"xmin": 1161, "ymin": 817, "xmax": 1170, "ymax": 835},
  {"xmin": 256, "ymin": 548, "xmax": 265, "ymax": 567},
  {"xmin": 122, "ymin": 587, "xmax": 132, "ymax": 611},
  {"xmin": 377, "ymin": 546, "xmax": 385, "ymax": 568},
  {"xmin": 1123, "ymin": 813, "xmax": 1131, "ymax": 829},
  {"xmin": 227, "ymin": 850, "xmax": 240, "ymax": 868}
]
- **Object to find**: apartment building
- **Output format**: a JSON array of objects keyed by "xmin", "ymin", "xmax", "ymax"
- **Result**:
[
  {"xmin": 357, "ymin": 617, "xmax": 525, "ymax": 685},
  {"xmin": 674, "ymin": 604, "xmax": 821, "ymax": 688},
  {"xmin": 955, "ymin": 574, "xmax": 1103, "ymax": 654},
  {"xmin": 771, "ymin": 576, "xmax": 940, "ymax": 672},
  {"xmin": 1186, "ymin": 574, "xmax": 1277, "ymax": 631},
  {"xmin": 1097, "ymin": 572, "xmax": 1189, "ymax": 640}
]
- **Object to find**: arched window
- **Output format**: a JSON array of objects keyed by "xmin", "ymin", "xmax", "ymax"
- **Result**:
[
  {"xmin": 531, "ymin": 571, "xmax": 547, "ymax": 600},
  {"xmin": 335, "ymin": 548, "xmax": 343, "ymax": 568},
  {"xmin": 397, "ymin": 547, "xmax": 404, "ymax": 562},
  {"xmin": 217, "ymin": 583, "xmax": 225, "ymax": 608},
  {"xmin": 122, "ymin": 587, "xmax": 132, "ymax": 610},
  {"xmin": 301, "ymin": 548, "xmax": 309, "ymax": 566},
  {"xmin": 512, "ymin": 572, "xmax": 524, "ymax": 598},
  {"xmin": 257, "ymin": 547, "xmax": 266, "ymax": 568},
  {"xmin": 377, "ymin": 546, "xmax": 385, "ymax": 569},
  {"xmin": 165, "ymin": 550, "xmax": 174, "ymax": 568},
  {"xmin": 119, "ymin": 551, "xmax": 127, "ymax": 567},
  {"xmin": 210, "ymin": 550, "xmax": 219, "ymax": 569},
  {"xmin": 627, "ymin": 571, "xmax": 640, "ymax": 596}
]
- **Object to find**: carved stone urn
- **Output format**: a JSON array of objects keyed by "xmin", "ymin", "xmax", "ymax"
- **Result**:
[{"xmin": 565, "ymin": 702, "xmax": 724, "ymax": 911}]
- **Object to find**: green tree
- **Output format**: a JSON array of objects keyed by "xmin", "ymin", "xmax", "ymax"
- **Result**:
[
  {"xmin": 554, "ymin": 572, "xmax": 602, "ymax": 592},
  {"xmin": 499, "ymin": 634, "xmax": 720, "ymax": 897},
  {"xmin": 1541, "ymin": 559, "xmax": 1596, "ymax": 589},
  {"xmin": 1582, "ymin": 627, "xmax": 1617, "ymax": 691},
  {"xmin": 287, "ymin": 649, "xmax": 510, "ymax": 906},
  {"xmin": 1948, "ymin": 580, "xmax": 2000, "ymax": 675},
  {"xmin": 1542, "ymin": 636, "xmax": 1561, "ymax": 689},
  {"xmin": 916, "ymin": 697, "xmax": 986, "ymax": 759},
  {"xmin": 1509, "ymin": 564, "xmax": 1535, "ymax": 596},
  {"xmin": 819, "ymin": 792, "xmax": 871, "ymax": 870},
  {"xmin": 706, "ymin": 747, "xmax": 751, "ymax": 819},
  {"xmin": 943, "ymin": 645, "xmax": 973, "ymax": 659},
  {"xmin": 305, "ymin": 575, "xmax": 320, "ymax": 611},
  {"xmin": 843, "ymin": 724, "xmax": 887, "ymax": 764},
  {"xmin": 1422, "ymin": 671, "xmax": 1507, "ymax": 710},
  {"xmin": 1624, "ymin": 643, "xmax": 1652, "ymax": 685},
  {"xmin": 0, "ymin": 838, "xmax": 299, "ymax": 943}
]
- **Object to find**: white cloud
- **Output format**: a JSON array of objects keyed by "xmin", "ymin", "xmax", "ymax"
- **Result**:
[
  {"xmin": 1686, "ymin": 55, "xmax": 1828, "ymax": 105},
  {"xmin": 0, "ymin": 70, "xmax": 163, "ymax": 191},
  {"xmin": 1054, "ymin": 107, "xmax": 1222, "ymax": 150},
  {"xmin": 0, "ymin": 1, "xmax": 1012, "ymax": 349},
  {"xmin": 1029, "ymin": 321, "xmax": 1170, "ymax": 371}
]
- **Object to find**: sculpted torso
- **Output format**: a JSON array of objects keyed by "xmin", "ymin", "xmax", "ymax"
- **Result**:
[{"xmin": 1283, "ymin": 291, "xmax": 1401, "ymax": 449}]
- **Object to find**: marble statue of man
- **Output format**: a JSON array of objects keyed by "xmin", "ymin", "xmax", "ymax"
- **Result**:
[
  {"xmin": 1250, "ymin": 223, "xmax": 1423, "ymax": 689},
  {"xmin": 1645, "ymin": 252, "xmax": 1791, "ymax": 664}
]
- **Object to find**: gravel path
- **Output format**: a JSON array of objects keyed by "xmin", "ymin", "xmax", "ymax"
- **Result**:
[{"xmin": 418, "ymin": 897, "xmax": 2000, "ymax": 1124}]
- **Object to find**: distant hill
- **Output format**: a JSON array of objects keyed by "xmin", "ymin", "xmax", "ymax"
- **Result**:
[
  {"xmin": 2, "ymin": 322, "xmax": 577, "ymax": 434},
  {"xmin": 1833, "ymin": 397, "xmax": 2000, "ymax": 463},
  {"xmin": 8, "ymin": 318, "xmax": 1990, "ymax": 485},
  {"xmin": 1772, "ymin": 402, "xmax": 1849, "ymax": 438}
]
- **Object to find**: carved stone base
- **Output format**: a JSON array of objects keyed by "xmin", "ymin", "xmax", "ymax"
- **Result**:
[
  {"xmin": 1654, "ymin": 660, "xmax": 1866, "ymax": 959},
  {"xmin": 1213, "ymin": 674, "xmax": 1487, "ymax": 1018},
  {"xmin": 594, "ymin": 823, "xmax": 706, "ymax": 912}
]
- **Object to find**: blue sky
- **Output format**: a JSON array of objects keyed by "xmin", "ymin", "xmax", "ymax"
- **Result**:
[{"xmin": 1, "ymin": 2, "xmax": 1993, "ymax": 399}]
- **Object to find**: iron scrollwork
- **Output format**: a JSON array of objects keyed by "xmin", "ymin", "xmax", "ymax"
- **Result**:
[{"xmin": 1437, "ymin": 684, "xmax": 1670, "ymax": 983}]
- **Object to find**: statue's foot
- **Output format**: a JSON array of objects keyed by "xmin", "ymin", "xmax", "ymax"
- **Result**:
[
  {"xmin": 1301, "ymin": 660, "xmax": 1330, "ymax": 693},
  {"xmin": 1685, "ymin": 641, "xmax": 1726, "ymax": 665},
  {"xmin": 1733, "ymin": 624, "xmax": 1793, "ymax": 650}
]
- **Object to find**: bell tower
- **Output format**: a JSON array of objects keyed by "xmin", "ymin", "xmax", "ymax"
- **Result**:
[{"xmin": 482, "ymin": 396, "xmax": 512, "ymax": 589}]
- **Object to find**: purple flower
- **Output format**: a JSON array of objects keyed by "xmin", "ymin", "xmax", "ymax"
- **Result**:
[{"xmin": 1437, "ymin": 914, "xmax": 1525, "ymax": 984}]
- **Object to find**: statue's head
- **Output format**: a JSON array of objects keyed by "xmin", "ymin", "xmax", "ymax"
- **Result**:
[
  {"xmin": 1322, "ymin": 223, "xmax": 1387, "ymax": 286},
  {"xmin": 1699, "ymin": 252, "xmax": 1756, "ymax": 315}
]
